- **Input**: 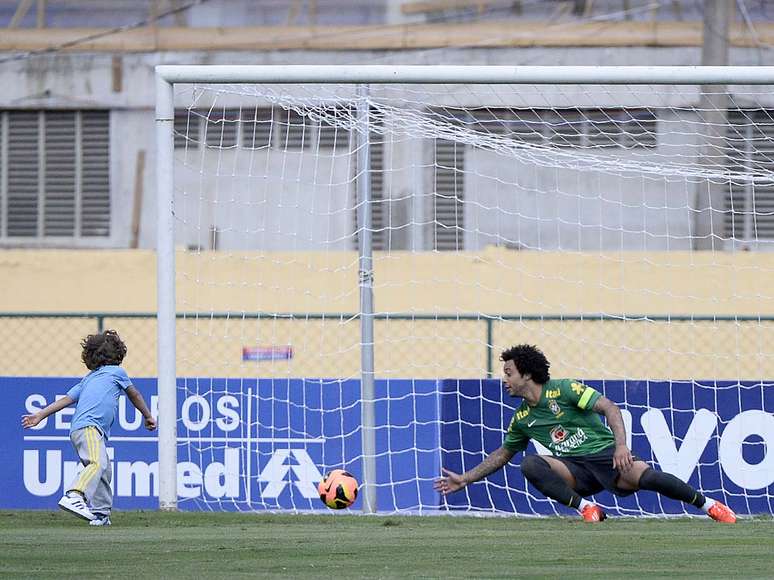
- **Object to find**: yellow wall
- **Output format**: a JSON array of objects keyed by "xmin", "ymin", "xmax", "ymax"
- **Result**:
[{"xmin": 2, "ymin": 248, "xmax": 773, "ymax": 379}]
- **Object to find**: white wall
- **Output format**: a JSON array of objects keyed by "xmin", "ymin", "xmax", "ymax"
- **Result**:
[{"xmin": 174, "ymin": 142, "xmax": 354, "ymax": 251}]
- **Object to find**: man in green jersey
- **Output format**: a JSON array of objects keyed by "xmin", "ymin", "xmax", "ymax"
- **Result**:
[{"xmin": 434, "ymin": 344, "xmax": 736, "ymax": 523}]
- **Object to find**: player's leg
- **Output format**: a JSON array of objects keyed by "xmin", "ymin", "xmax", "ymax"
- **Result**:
[
  {"xmin": 520, "ymin": 455, "xmax": 586, "ymax": 508},
  {"xmin": 89, "ymin": 449, "xmax": 113, "ymax": 527},
  {"xmin": 75, "ymin": 427, "xmax": 111, "ymax": 507},
  {"xmin": 58, "ymin": 427, "xmax": 97, "ymax": 521},
  {"xmin": 617, "ymin": 461, "xmax": 736, "ymax": 523},
  {"xmin": 520, "ymin": 455, "xmax": 606, "ymax": 521},
  {"xmin": 67, "ymin": 426, "xmax": 107, "ymax": 499},
  {"xmin": 613, "ymin": 460, "xmax": 649, "ymax": 491}
]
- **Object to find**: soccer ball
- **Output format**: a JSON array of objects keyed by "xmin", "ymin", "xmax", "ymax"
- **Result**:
[{"xmin": 318, "ymin": 469, "xmax": 359, "ymax": 509}]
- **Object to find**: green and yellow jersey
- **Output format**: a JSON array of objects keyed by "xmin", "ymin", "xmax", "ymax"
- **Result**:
[{"xmin": 503, "ymin": 379, "xmax": 615, "ymax": 457}]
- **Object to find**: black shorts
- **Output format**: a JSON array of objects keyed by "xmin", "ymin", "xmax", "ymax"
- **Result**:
[{"xmin": 556, "ymin": 447, "xmax": 639, "ymax": 498}]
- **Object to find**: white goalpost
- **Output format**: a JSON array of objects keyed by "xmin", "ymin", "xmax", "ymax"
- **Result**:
[{"xmin": 155, "ymin": 65, "xmax": 774, "ymax": 516}]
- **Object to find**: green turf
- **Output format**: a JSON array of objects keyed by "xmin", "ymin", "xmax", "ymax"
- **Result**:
[{"xmin": 1, "ymin": 511, "xmax": 772, "ymax": 579}]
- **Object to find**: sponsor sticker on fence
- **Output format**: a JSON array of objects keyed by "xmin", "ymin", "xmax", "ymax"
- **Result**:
[{"xmin": 242, "ymin": 346, "xmax": 293, "ymax": 361}]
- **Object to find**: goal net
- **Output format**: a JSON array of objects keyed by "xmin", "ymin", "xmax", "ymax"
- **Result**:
[{"xmin": 156, "ymin": 66, "xmax": 774, "ymax": 517}]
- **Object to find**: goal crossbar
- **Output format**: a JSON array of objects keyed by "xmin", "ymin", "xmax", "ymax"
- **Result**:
[{"xmin": 156, "ymin": 64, "xmax": 774, "ymax": 85}]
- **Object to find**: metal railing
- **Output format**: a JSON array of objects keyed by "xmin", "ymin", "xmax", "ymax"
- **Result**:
[{"xmin": 2, "ymin": 312, "xmax": 773, "ymax": 380}]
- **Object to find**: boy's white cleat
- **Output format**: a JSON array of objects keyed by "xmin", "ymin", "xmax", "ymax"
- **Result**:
[
  {"xmin": 58, "ymin": 493, "xmax": 96, "ymax": 521},
  {"xmin": 89, "ymin": 515, "xmax": 111, "ymax": 527}
]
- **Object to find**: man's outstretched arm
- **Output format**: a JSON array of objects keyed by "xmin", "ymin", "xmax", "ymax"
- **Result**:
[{"xmin": 434, "ymin": 446, "xmax": 515, "ymax": 495}]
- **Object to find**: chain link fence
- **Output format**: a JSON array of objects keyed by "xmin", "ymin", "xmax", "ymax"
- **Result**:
[{"xmin": 1, "ymin": 313, "xmax": 772, "ymax": 380}]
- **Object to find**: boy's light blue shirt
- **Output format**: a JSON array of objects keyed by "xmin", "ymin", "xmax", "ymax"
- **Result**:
[{"xmin": 66, "ymin": 365, "xmax": 132, "ymax": 439}]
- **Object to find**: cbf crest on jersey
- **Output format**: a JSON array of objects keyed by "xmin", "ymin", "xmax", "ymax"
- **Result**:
[
  {"xmin": 550, "ymin": 425, "xmax": 568, "ymax": 444},
  {"xmin": 548, "ymin": 399, "xmax": 561, "ymax": 415}
]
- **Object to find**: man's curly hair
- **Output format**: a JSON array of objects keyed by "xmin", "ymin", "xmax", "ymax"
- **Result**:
[
  {"xmin": 500, "ymin": 344, "xmax": 551, "ymax": 384},
  {"xmin": 81, "ymin": 330, "xmax": 127, "ymax": 370}
]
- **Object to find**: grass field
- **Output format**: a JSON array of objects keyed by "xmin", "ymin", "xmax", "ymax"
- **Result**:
[{"xmin": 1, "ymin": 511, "xmax": 773, "ymax": 579}]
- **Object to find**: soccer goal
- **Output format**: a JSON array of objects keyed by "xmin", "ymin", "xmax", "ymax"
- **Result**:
[{"xmin": 155, "ymin": 65, "xmax": 774, "ymax": 516}]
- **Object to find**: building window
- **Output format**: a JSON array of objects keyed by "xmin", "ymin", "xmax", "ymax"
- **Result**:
[
  {"xmin": 315, "ymin": 106, "xmax": 352, "ymax": 151},
  {"xmin": 174, "ymin": 109, "xmax": 200, "ymax": 150},
  {"xmin": 725, "ymin": 109, "xmax": 774, "ymax": 242},
  {"xmin": 205, "ymin": 108, "xmax": 239, "ymax": 149},
  {"xmin": 440, "ymin": 107, "xmax": 657, "ymax": 149},
  {"xmin": 1, "ymin": 110, "xmax": 110, "ymax": 240},
  {"xmin": 241, "ymin": 107, "xmax": 274, "ymax": 150},
  {"xmin": 433, "ymin": 139, "xmax": 465, "ymax": 251},
  {"xmin": 175, "ymin": 106, "xmax": 351, "ymax": 152},
  {"xmin": 351, "ymin": 114, "xmax": 387, "ymax": 251}
]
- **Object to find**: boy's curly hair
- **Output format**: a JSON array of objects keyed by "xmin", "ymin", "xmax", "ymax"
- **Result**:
[
  {"xmin": 500, "ymin": 344, "xmax": 551, "ymax": 384},
  {"xmin": 81, "ymin": 330, "xmax": 127, "ymax": 370}
]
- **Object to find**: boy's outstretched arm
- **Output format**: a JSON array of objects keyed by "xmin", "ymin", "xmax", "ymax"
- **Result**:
[
  {"xmin": 125, "ymin": 385, "xmax": 157, "ymax": 430},
  {"xmin": 22, "ymin": 396, "xmax": 75, "ymax": 428}
]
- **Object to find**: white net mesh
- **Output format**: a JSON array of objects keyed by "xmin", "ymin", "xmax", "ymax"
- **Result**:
[{"xmin": 167, "ymin": 78, "xmax": 774, "ymax": 515}]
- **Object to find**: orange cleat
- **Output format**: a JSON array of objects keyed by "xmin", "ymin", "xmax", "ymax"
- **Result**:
[
  {"xmin": 707, "ymin": 501, "xmax": 737, "ymax": 524},
  {"xmin": 580, "ymin": 504, "xmax": 607, "ymax": 523}
]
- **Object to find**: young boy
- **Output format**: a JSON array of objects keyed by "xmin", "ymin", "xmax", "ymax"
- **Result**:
[{"xmin": 21, "ymin": 330, "xmax": 157, "ymax": 526}]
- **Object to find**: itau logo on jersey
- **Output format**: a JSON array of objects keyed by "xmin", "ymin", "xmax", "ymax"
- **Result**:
[{"xmin": 550, "ymin": 425, "xmax": 567, "ymax": 444}]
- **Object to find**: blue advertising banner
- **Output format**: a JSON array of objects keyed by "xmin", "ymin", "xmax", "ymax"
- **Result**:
[
  {"xmin": 3, "ymin": 377, "xmax": 773, "ymax": 515},
  {"xmin": 440, "ymin": 379, "xmax": 774, "ymax": 516},
  {"xmin": 3, "ymin": 377, "xmax": 440, "ymax": 512}
]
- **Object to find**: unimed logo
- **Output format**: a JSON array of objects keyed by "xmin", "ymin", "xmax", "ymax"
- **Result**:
[
  {"xmin": 22, "ymin": 447, "xmax": 325, "ymax": 500},
  {"xmin": 21, "ymin": 391, "xmax": 326, "ymax": 502}
]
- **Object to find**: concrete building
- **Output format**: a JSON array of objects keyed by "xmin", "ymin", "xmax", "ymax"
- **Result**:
[{"xmin": 1, "ymin": 0, "xmax": 773, "ymax": 251}]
